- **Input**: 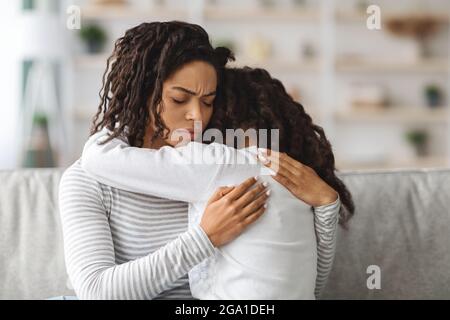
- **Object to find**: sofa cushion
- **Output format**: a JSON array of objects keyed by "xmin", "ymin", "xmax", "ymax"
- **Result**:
[
  {"xmin": 0, "ymin": 169, "xmax": 74, "ymax": 299},
  {"xmin": 321, "ymin": 168, "xmax": 450, "ymax": 299}
]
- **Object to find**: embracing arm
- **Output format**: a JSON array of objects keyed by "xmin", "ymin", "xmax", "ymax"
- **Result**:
[
  {"xmin": 81, "ymin": 128, "xmax": 271, "ymax": 203},
  {"xmin": 313, "ymin": 195, "xmax": 340, "ymax": 299},
  {"xmin": 59, "ymin": 165, "xmax": 215, "ymax": 300}
]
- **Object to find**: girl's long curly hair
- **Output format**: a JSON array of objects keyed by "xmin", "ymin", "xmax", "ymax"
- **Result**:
[
  {"xmin": 209, "ymin": 67, "xmax": 355, "ymax": 227},
  {"xmin": 91, "ymin": 21, "xmax": 234, "ymax": 147}
]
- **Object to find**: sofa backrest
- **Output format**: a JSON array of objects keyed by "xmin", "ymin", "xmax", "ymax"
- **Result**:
[
  {"xmin": 0, "ymin": 167, "xmax": 449, "ymax": 299},
  {"xmin": 322, "ymin": 168, "xmax": 450, "ymax": 299},
  {"xmin": 0, "ymin": 169, "xmax": 73, "ymax": 299}
]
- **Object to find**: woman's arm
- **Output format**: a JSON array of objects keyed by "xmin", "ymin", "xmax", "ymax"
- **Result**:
[
  {"xmin": 313, "ymin": 195, "xmax": 340, "ymax": 299},
  {"xmin": 81, "ymin": 128, "xmax": 272, "ymax": 203},
  {"xmin": 59, "ymin": 164, "xmax": 215, "ymax": 300}
]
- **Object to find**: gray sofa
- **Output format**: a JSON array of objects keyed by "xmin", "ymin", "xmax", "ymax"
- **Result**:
[{"xmin": 0, "ymin": 167, "xmax": 449, "ymax": 299}]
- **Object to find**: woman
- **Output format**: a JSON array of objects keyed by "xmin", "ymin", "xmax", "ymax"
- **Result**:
[
  {"xmin": 59, "ymin": 21, "xmax": 268, "ymax": 300},
  {"xmin": 80, "ymin": 63, "xmax": 355, "ymax": 299},
  {"xmin": 60, "ymin": 21, "xmax": 350, "ymax": 300}
]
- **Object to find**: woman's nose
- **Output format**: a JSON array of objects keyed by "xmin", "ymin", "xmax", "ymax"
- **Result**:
[{"xmin": 186, "ymin": 102, "xmax": 203, "ymax": 121}]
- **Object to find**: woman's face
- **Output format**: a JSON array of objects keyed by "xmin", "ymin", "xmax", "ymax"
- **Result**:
[{"xmin": 155, "ymin": 60, "xmax": 217, "ymax": 147}]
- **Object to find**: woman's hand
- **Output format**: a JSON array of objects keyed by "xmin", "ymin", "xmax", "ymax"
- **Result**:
[
  {"xmin": 258, "ymin": 149, "xmax": 338, "ymax": 208},
  {"xmin": 200, "ymin": 177, "xmax": 270, "ymax": 247}
]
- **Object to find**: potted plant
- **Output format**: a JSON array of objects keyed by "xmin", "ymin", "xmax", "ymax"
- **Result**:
[
  {"xmin": 79, "ymin": 24, "xmax": 107, "ymax": 54},
  {"xmin": 424, "ymin": 84, "xmax": 442, "ymax": 108},
  {"xmin": 23, "ymin": 112, "xmax": 55, "ymax": 168},
  {"xmin": 405, "ymin": 129, "xmax": 429, "ymax": 157},
  {"xmin": 259, "ymin": 0, "xmax": 276, "ymax": 8},
  {"xmin": 292, "ymin": 0, "xmax": 307, "ymax": 8},
  {"xmin": 355, "ymin": 0, "xmax": 370, "ymax": 13},
  {"xmin": 385, "ymin": 15, "xmax": 442, "ymax": 58}
]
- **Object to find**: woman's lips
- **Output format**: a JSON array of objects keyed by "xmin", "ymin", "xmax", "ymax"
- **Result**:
[{"xmin": 185, "ymin": 129, "xmax": 195, "ymax": 140}]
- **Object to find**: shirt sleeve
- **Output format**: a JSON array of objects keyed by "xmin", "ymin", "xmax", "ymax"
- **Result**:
[
  {"xmin": 81, "ymin": 128, "xmax": 273, "ymax": 203},
  {"xmin": 58, "ymin": 165, "xmax": 215, "ymax": 300},
  {"xmin": 312, "ymin": 194, "xmax": 341, "ymax": 299}
]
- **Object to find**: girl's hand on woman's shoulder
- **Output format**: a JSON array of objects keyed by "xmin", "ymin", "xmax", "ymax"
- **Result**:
[{"xmin": 257, "ymin": 148, "xmax": 338, "ymax": 208}]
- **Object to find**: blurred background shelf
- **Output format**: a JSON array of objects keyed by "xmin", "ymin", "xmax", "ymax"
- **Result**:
[
  {"xmin": 69, "ymin": 0, "xmax": 450, "ymax": 171},
  {"xmin": 336, "ymin": 10, "xmax": 450, "ymax": 23},
  {"xmin": 335, "ymin": 107, "xmax": 449, "ymax": 124},
  {"xmin": 81, "ymin": 4, "xmax": 188, "ymax": 20},
  {"xmin": 335, "ymin": 58, "xmax": 450, "ymax": 73},
  {"xmin": 229, "ymin": 58, "xmax": 320, "ymax": 72},
  {"xmin": 19, "ymin": 0, "xmax": 446, "ymax": 171},
  {"xmin": 74, "ymin": 55, "xmax": 321, "ymax": 72},
  {"xmin": 337, "ymin": 155, "xmax": 449, "ymax": 170},
  {"xmin": 204, "ymin": 6, "xmax": 320, "ymax": 22}
]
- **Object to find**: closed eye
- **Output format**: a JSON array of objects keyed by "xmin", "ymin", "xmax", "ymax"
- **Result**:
[{"xmin": 172, "ymin": 98, "xmax": 185, "ymax": 104}]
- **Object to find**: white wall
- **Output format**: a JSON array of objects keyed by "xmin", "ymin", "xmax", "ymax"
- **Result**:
[{"xmin": 0, "ymin": 2, "xmax": 21, "ymax": 170}]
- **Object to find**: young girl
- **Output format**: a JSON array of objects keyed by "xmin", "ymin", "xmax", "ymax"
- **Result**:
[{"xmin": 81, "ymin": 67, "xmax": 355, "ymax": 299}]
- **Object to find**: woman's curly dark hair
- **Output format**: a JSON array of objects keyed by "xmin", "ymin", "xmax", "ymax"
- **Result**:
[
  {"xmin": 209, "ymin": 67, "xmax": 355, "ymax": 227},
  {"xmin": 91, "ymin": 21, "xmax": 234, "ymax": 147}
]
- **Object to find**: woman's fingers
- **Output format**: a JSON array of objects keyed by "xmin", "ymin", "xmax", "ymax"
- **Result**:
[
  {"xmin": 241, "ymin": 205, "xmax": 267, "ymax": 228},
  {"xmin": 257, "ymin": 149, "xmax": 309, "ymax": 202},
  {"xmin": 226, "ymin": 176, "xmax": 258, "ymax": 201},
  {"xmin": 200, "ymin": 177, "xmax": 268, "ymax": 247},
  {"xmin": 259, "ymin": 151, "xmax": 300, "ymax": 192},
  {"xmin": 259, "ymin": 152, "xmax": 296, "ymax": 178},
  {"xmin": 219, "ymin": 186, "xmax": 235, "ymax": 196},
  {"xmin": 271, "ymin": 172, "xmax": 297, "ymax": 192},
  {"xmin": 259, "ymin": 149, "xmax": 306, "ymax": 178},
  {"xmin": 238, "ymin": 190, "xmax": 269, "ymax": 220},
  {"xmin": 260, "ymin": 149, "xmax": 303, "ymax": 170},
  {"xmin": 234, "ymin": 182, "xmax": 267, "ymax": 209},
  {"xmin": 207, "ymin": 186, "xmax": 235, "ymax": 205}
]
